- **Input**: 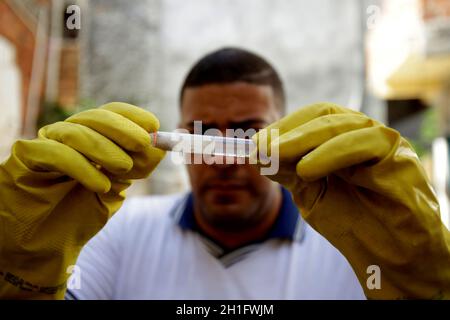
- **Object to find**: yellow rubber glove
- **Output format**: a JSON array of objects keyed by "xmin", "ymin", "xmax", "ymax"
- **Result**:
[
  {"xmin": 254, "ymin": 102, "xmax": 450, "ymax": 299},
  {"xmin": 0, "ymin": 102, "xmax": 165, "ymax": 299}
]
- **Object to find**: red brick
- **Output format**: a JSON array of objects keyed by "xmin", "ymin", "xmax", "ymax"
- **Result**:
[{"xmin": 0, "ymin": 1, "xmax": 43, "ymax": 132}]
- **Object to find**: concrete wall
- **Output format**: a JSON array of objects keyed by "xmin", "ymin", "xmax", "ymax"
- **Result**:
[{"xmin": 159, "ymin": 0, "xmax": 366, "ymax": 127}]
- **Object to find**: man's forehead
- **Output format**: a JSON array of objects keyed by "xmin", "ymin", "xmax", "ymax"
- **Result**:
[{"xmin": 180, "ymin": 82, "xmax": 279, "ymax": 124}]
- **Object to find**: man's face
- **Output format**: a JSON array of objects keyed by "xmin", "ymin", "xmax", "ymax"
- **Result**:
[{"xmin": 180, "ymin": 82, "xmax": 281, "ymax": 231}]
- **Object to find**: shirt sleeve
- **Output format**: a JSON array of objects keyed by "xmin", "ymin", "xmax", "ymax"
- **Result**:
[{"xmin": 65, "ymin": 201, "xmax": 130, "ymax": 300}]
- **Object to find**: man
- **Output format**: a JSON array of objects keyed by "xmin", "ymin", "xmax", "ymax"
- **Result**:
[{"xmin": 0, "ymin": 48, "xmax": 448, "ymax": 300}]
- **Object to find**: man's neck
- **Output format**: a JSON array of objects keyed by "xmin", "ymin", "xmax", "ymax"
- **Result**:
[{"xmin": 194, "ymin": 188, "xmax": 282, "ymax": 251}]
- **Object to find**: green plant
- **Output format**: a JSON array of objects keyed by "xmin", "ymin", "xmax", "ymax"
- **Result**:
[
  {"xmin": 37, "ymin": 101, "xmax": 72, "ymax": 130},
  {"xmin": 409, "ymin": 108, "xmax": 439, "ymax": 158},
  {"xmin": 37, "ymin": 99, "xmax": 98, "ymax": 131}
]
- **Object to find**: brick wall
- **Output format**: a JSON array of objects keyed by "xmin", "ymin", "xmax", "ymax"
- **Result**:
[
  {"xmin": 0, "ymin": 1, "xmax": 37, "ymax": 130},
  {"xmin": 58, "ymin": 42, "xmax": 79, "ymax": 109},
  {"xmin": 421, "ymin": 0, "xmax": 450, "ymax": 20}
]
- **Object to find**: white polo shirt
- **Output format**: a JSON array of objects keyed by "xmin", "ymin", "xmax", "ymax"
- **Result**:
[{"xmin": 66, "ymin": 189, "xmax": 365, "ymax": 300}]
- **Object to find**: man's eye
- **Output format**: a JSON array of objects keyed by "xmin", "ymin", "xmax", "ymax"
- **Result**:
[
  {"xmin": 233, "ymin": 126, "xmax": 264, "ymax": 132},
  {"xmin": 201, "ymin": 126, "xmax": 216, "ymax": 135},
  {"xmin": 204, "ymin": 129, "xmax": 224, "ymax": 137}
]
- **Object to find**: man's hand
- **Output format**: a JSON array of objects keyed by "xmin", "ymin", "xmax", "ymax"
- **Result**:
[
  {"xmin": 0, "ymin": 102, "xmax": 165, "ymax": 299},
  {"xmin": 254, "ymin": 102, "xmax": 450, "ymax": 299}
]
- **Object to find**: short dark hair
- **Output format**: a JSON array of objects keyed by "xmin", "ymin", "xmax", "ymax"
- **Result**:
[{"xmin": 179, "ymin": 47, "xmax": 286, "ymax": 113}]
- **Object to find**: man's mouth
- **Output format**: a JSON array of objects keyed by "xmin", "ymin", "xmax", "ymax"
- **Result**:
[{"xmin": 205, "ymin": 181, "xmax": 248, "ymax": 191}]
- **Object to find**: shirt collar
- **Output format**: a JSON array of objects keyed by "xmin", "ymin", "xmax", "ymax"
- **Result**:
[{"xmin": 176, "ymin": 187, "xmax": 304, "ymax": 242}]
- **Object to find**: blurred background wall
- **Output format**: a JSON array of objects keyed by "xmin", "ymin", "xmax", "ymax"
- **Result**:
[{"xmin": 0, "ymin": 0, "xmax": 449, "ymax": 226}]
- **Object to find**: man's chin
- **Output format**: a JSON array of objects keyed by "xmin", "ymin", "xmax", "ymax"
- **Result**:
[{"xmin": 196, "ymin": 190, "xmax": 264, "ymax": 231}]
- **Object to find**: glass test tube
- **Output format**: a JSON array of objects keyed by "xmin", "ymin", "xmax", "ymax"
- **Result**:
[{"xmin": 150, "ymin": 131, "xmax": 256, "ymax": 158}]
